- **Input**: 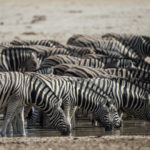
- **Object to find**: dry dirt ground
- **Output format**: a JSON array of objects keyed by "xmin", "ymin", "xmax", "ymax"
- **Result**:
[
  {"xmin": 0, "ymin": 0, "xmax": 150, "ymax": 149},
  {"xmin": 0, "ymin": 0, "xmax": 150, "ymax": 44},
  {"xmin": 0, "ymin": 136, "xmax": 150, "ymax": 150}
]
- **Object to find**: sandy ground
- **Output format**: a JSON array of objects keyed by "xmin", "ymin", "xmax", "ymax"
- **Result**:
[
  {"xmin": 0, "ymin": 0, "xmax": 150, "ymax": 44},
  {"xmin": 0, "ymin": 136, "xmax": 150, "ymax": 150},
  {"xmin": 0, "ymin": 0, "xmax": 150, "ymax": 149}
]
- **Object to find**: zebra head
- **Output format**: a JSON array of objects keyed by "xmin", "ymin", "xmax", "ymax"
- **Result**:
[
  {"xmin": 108, "ymin": 102, "xmax": 122, "ymax": 128},
  {"xmin": 25, "ymin": 52, "xmax": 41, "ymax": 72},
  {"xmin": 47, "ymin": 105, "xmax": 71, "ymax": 135},
  {"xmin": 19, "ymin": 52, "xmax": 40, "ymax": 72},
  {"xmin": 94, "ymin": 97, "xmax": 118, "ymax": 131}
]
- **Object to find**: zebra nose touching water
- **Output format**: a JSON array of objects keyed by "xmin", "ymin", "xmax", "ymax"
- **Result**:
[
  {"xmin": 25, "ymin": 74, "xmax": 121, "ymax": 132},
  {"xmin": 94, "ymin": 97, "xmax": 122, "ymax": 131},
  {"xmin": 0, "ymin": 72, "xmax": 71, "ymax": 136},
  {"xmin": 0, "ymin": 72, "xmax": 121, "ymax": 137}
]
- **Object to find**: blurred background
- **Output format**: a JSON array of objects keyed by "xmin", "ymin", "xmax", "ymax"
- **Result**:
[{"xmin": 0, "ymin": 0, "xmax": 150, "ymax": 44}]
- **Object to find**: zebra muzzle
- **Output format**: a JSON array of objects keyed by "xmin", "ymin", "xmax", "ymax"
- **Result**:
[
  {"xmin": 60, "ymin": 125, "xmax": 71, "ymax": 136},
  {"xmin": 104, "ymin": 125, "xmax": 113, "ymax": 131}
]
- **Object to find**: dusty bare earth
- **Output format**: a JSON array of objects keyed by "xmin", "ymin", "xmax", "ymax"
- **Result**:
[
  {"xmin": 0, "ymin": 0, "xmax": 150, "ymax": 149},
  {"xmin": 0, "ymin": 136, "xmax": 150, "ymax": 150},
  {"xmin": 0, "ymin": 0, "xmax": 150, "ymax": 44}
]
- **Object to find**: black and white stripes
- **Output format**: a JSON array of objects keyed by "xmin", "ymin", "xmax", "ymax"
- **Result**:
[{"xmin": 0, "ymin": 33, "xmax": 150, "ymax": 137}]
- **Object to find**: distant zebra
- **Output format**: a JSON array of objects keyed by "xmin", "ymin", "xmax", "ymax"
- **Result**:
[
  {"xmin": 0, "ymin": 45, "xmax": 39, "ymax": 72},
  {"xmin": 103, "ymin": 68, "xmax": 150, "ymax": 82},
  {"xmin": 83, "ymin": 54, "xmax": 107, "ymax": 59},
  {"xmin": 41, "ymin": 54, "xmax": 135, "ymax": 69},
  {"xmin": 63, "ymin": 66, "xmax": 150, "ymax": 92},
  {"xmin": 6, "ymin": 40, "xmax": 95, "ymax": 58},
  {"xmin": 133, "ymin": 59, "xmax": 150, "ymax": 73},
  {"xmin": 26, "ymin": 73, "xmax": 121, "ymax": 130},
  {"xmin": 63, "ymin": 66, "xmax": 150, "ymax": 82},
  {"xmin": 0, "ymin": 72, "xmax": 71, "ymax": 136},
  {"xmin": 66, "ymin": 45, "xmax": 95, "ymax": 57},
  {"xmin": 67, "ymin": 34, "xmax": 141, "ymax": 60},
  {"xmin": 35, "ymin": 67, "xmax": 54, "ymax": 74},
  {"xmin": 9, "ymin": 39, "xmax": 65, "ymax": 48},
  {"xmin": 63, "ymin": 65, "xmax": 107, "ymax": 78},
  {"xmin": 102, "ymin": 33, "xmax": 150, "ymax": 59},
  {"xmin": 53, "ymin": 64, "xmax": 73, "ymax": 75}
]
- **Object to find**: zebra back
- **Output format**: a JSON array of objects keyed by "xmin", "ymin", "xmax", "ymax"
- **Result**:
[
  {"xmin": 10, "ymin": 39, "xmax": 65, "ymax": 48},
  {"xmin": 102, "ymin": 33, "xmax": 150, "ymax": 59},
  {"xmin": 0, "ymin": 45, "xmax": 40, "ymax": 72},
  {"xmin": 67, "ymin": 34, "xmax": 141, "ymax": 60}
]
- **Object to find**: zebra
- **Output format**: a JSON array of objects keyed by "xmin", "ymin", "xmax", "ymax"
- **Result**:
[
  {"xmin": 26, "ymin": 73, "xmax": 122, "ymax": 130},
  {"xmin": 103, "ymin": 68, "xmax": 150, "ymax": 82},
  {"xmin": 6, "ymin": 40, "xmax": 95, "ymax": 58},
  {"xmin": 102, "ymin": 33, "xmax": 150, "ymax": 59},
  {"xmin": 132, "ymin": 59, "xmax": 150, "ymax": 73},
  {"xmin": 89, "ymin": 77, "xmax": 150, "ymax": 120},
  {"xmin": 63, "ymin": 65, "xmax": 107, "ymax": 78},
  {"xmin": 67, "ymin": 34, "xmax": 141, "ymax": 60},
  {"xmin": 41, "ymin": 54, "xmax": 135, "ymax": 69},
  {"xmin": 35, "ymin": 67, "xmax": 54, "ymax": 74},
  {"xmin": 63, "ymin": 66, "xmax": 150, "ymax": 82},
  {"xmin": 63, "ymin": 67, "xmax": 150, "ymax": 93},
  {"xmin": 8, "ymin": 39, "xmax": 66, "ymax": 48},
  {"xmin": 83, "ymin": 54, "xmax": 107, "ymax": 59},
  {"xmin": 0, "ymin": 72, "xmax": 71, "ymax": 136},
  {"xmin": 66, "ymin": 45, "xmax": 95, "ymax": 57},
  {"xmin": 0, "ymin": 45, "xmax": 39, "ymax": 72},
  {"xmin": 53, "ymin": 64, "xmax": 73, "ymax": 75}
]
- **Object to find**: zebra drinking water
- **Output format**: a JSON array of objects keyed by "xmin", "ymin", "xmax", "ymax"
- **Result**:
[
  {"xmin": 0, "ymin": 72, "xmax": 71, "ymax": 136},
  {"xmin": 26, "ymin": 73, "xmax": 121, "ymax": 130}
]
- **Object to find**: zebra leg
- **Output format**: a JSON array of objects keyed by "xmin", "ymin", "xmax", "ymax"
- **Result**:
[
  {"xmin": 70, "ymin": 106, "xmax": 77, "ymax": 129},
  {"xmin": 27, "ymin": 107, "xmax": 41, "ymax": 128},
  {"xmin": 1, "ymin": 98, "xmax": 20, "ymax": 137},
  {"xmin": 6, "ymin": 122, "xmax": 12, "ymax": 136},
  {"xmin": 12, "ymin": 116, "xmax": 18, "ymax": 134},
  {"xmin": 16, "ymin": 106, "xmax": 26, "ymax": 136},
  {"xmin": 63, "ymin": 104, "xmax": 71, "ymax": 129}
]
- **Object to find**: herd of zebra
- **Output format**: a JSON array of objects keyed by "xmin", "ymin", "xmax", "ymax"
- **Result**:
[{"xmin": 0, "ymin": 33, "xmax": 150, "ymax": 137}]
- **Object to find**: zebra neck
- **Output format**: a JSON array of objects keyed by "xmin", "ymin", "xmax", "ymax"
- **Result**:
[
  {"xmin": 25, "ymin": 74, "xmax": 60, "ymax": 109},
  {"xmin": 73, "ymin": 79, "xmax": 109, "ymax": 112}
]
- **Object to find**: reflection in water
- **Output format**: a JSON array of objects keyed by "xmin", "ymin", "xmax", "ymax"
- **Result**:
[
  {"xmin": 0, "ymin": 119, "xmax": 150, "ymax": 137},
  {"xmin": 25, "ymin": 120, "xmax": 150, "ymax": 137}
]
